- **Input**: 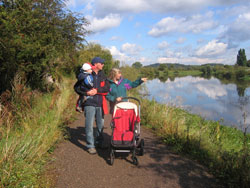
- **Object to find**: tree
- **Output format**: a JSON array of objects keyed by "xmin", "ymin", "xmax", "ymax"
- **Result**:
[
  {"xmin": 0, "ymin": 0, "xmax": 89, "ymax": 92},
  {"xmin": 247, "ymin": 60, "xmax": 250, "ymax": 67},
  {"xmin": 78, "ymin": 43, "xmax": 113, "ymax": 75},
  {"xmin": 158, "ymin": 64, "xmax": 167, "ymax": 71},
  {"xmin": 132, "ymin": 62, "xmax": 142, "ymax": 69},
  {"xmin": 113, "ymin": 60, "xmax": 120, "ymax": 68},
  {"xmin": 201, "ymin": 65, "xmax": 212, "ymax": 78},
  {"xmin": 236, "ymin": 49, "xmax": 247, "ymax": 66}
]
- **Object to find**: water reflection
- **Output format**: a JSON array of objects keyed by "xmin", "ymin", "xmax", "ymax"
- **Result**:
[{"xmin": 144, "ymin": 76, "xmax": 250, "ymax": 131}]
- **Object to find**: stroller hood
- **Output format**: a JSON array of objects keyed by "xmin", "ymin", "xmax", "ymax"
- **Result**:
[{"xmin": 113, "ymin": 101, "xmax": 138, "ymax": 117}]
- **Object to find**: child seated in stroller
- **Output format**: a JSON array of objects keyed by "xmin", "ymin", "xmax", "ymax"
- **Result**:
[{"xmin": 74, "ymin": 63, "xmax": 94, "ymax": 112}]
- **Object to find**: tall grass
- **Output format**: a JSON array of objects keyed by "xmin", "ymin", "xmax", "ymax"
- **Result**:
[
  {"xmin": 0, "ymin": 75, "xmax": 76, "ymax": 187},
  {"xmin": 122, "ymin": 66, "xmax": 250, "ymax": 187}
]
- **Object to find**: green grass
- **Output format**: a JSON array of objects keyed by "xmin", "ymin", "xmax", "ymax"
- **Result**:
[{"xmin": 0, "ymin": 76, "xmax": 77, "ymax": 187}]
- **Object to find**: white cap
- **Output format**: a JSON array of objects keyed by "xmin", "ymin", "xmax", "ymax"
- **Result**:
[{"xmin": 82, "ymin": 63, "xmax": 92, "ymax": 71}]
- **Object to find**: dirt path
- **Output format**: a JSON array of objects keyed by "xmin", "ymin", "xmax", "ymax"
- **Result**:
[{"xmin": 50, "ymin": 113, "xmax": 222, "ymax": 188}]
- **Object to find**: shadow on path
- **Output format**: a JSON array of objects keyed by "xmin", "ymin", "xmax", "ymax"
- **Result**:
[
  {"xmin": 66, "ymin": 126, "xmax": 112, "ymax": 165},
  {"xmin": 140, "ymin": 134, "xmax": 223, "ymax": 188}
]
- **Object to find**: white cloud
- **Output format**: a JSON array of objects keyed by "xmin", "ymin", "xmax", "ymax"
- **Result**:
[
  {"xmin": 175, "ymin": 37, "xmax": 186, "ymax": 44},
  {"xmin": 85, "ymin": 1, "xmax": 94, "ymax": 11},
  {"xmin": 110, "ymin": 36, "xmax": 123, "ymax": 41},
  {"xmin": 108, "ymin": 45, "xmax": 149, "ymax": 65},
  {"xmin": 158, "ymin": 56, "xmax": 227, "ymax": 65},
  {"xmin": 157, "ymin": 41, "xmax": 170, "ymax": 50},
  {"xmin": 194, "ymin": 40, "xmax": 228, "ymax": 57},
  {"xmin": 219, "ymin": 4, "xmax": 250, "ymax": 19},
  {"xmin": 108, "ymin": 46, "xmax": 137, "ymax": 65},
  {"xmin": 108, "ymin": 46, "xmax": 128, "ymax": 61},
  {"xmin": 148, "ymin": 12, "xmax": 217, "ymax": 37},
  {"xmin": 66, "ymin": 0, "xmax": 90, "ymax": 8},
  {"xmin": 121, "ymin": 43, "xmax": 143, "ymax": 55},
  {"xmin": 164, "ymin": 49, "xmax": 183, "ymax": 58},
  {"xmin": 158, "ymin": 57, "xmax": 179, "ymax": 64},
  {"xmin": 86, "ymin": 14, "xmax": 122, "ymax": 33},
  {"xmin": 221, "ymin": 12, "xmax": 250, "ymax": 45},
  {"xmin": 196, "ymin": 83, "xmax": 227, "ymax": 99},
  {"xmin": 197, "ymin": 39, "xmax": 207, "ymax": 44},
  {"xmin": 94, "ymin": 0, "xmax": 249, "ymax": 17},
  {"xmin": 166, "ymin": 76, "xmax": 228, "ymax": 99}
]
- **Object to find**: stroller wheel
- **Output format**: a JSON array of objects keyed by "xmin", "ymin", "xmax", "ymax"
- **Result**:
[
  {"xmin": 132, "ymin": 156, "xmax": 138, "ymax": 166},
  {"xmin": 110, "ymin": 148, "xmax": 115, "ymax": 165},
  {"xmin": 139, "ymin": 139, "xmax": 144, "ymax": 156}
]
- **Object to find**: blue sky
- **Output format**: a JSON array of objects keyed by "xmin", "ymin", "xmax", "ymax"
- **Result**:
[{"xmin": 66, "ymin": 0, "xmax": 250, "ymax": 66}]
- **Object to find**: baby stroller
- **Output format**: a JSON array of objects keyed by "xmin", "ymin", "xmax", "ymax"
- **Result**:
[{"xmin": 109, "ymin": 97, "xmax": 144, "ymax": 165}]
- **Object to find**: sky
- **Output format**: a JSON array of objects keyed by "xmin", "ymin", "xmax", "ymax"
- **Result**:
[{"xmin": 66, "ymin": 0, "xmax": 250, "ymax": 66}]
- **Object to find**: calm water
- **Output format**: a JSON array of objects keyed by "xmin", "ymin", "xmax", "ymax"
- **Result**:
[{"xmin": 143, "ymin": 76, "xmax": 250, "ymax": 131}]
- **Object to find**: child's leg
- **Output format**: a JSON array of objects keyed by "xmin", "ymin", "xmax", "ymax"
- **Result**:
[
  {"xmin": 76, "ymin": 95, "xmax": 83, "ymax": 112},
  {"xmin": 79, "ymin": 95, "xmax": 84, "ymax": 107}
]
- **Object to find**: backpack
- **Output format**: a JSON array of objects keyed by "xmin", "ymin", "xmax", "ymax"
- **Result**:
[{"xmin": 74, "ymin": 80, "xmax": 82, "ymax": 95}]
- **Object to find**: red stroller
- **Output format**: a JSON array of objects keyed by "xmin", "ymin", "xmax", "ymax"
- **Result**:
[{"xmin": 109, "ymin": 97, "xmax": 144, "ymax": 165}]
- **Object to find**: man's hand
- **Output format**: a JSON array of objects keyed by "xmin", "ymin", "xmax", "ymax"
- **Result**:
[
  {"xmin": 141, "ymin": 78, "xmax": 147, "ymax": 82},
  {"xmin": 87, "ymin": 88, "xmax": 97, "ymax": 96}
]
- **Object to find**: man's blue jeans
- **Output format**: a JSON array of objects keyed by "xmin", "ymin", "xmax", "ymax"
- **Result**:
[{"xmin": 84, "ymin": 106, "xmax": 104, "ymax": 149}]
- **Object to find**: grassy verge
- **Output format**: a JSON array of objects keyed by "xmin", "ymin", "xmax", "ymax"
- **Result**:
[
  {"xmin": 122, "ymin": 66, "xmax": 250, "ymax": 187},
  {"xmin": 0, "ymin": 75, "xmax": 76, "ymax": 187},
  {"xmin": 138, "ymin": 98, "xmax": 250, "ymax": 187}
]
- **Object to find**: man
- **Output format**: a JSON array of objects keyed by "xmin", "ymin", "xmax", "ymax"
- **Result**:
[{"xmin": 83, "ymin": 57, "xmax": 110, "ymax": 154}]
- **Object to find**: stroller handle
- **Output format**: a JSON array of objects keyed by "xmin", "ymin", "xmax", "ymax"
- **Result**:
[{"xmin": 121, "ymin": 97, "xmax": 140, "ymax": 105}]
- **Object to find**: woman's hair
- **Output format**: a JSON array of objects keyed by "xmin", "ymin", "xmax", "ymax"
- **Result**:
[{"xmin": 108, "ymin": 68, "xmax": 121, "ymax": 81}]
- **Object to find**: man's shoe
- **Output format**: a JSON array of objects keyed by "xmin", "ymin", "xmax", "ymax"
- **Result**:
[{"xmin": 88, "ymin": 148, "xmax": 96, "ymax": 154}]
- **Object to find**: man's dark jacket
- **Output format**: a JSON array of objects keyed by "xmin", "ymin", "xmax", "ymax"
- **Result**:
[{"xmin": 83, "ymin": 70, "xmax": 110, "ymax": 107}]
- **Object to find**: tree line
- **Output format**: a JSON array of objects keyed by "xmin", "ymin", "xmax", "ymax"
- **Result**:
[{"xmin": 133, "ymin": 48, "xmax": 250, "ymax": 81}]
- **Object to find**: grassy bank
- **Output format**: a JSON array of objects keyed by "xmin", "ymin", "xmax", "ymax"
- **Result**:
[
  {"xmin": 0, "ymin": 75, "xmax": 76, "ymax": 187},
  {"xmin": 122, "ymin": 66, "xmax": 250, "ymax": 187},
  {"xmin": 139, "ymin": 98, "xmax": 250, "ymax": 187}
]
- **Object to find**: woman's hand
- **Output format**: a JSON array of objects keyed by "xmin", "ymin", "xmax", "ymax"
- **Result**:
[
  {"xmin": 141, "ymin": 78, "xmax": 147, "ymax": 82},
  {"xmin": 116, "ymin": 97, "xmax": 122, "ymax": 102}
]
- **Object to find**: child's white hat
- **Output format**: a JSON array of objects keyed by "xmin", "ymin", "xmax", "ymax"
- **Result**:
[{"xmin": 82, "ymin": 63, "xmax": 92, "ymax": 71}]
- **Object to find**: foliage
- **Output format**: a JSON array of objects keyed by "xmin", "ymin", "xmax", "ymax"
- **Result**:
[
  {"xmin": 247, "ymin": 60, "xmax": 250, "ymax": 67},
  {"xmin": 78, "ymin": 43, "xmax": 114, "ymax": 75},
  {"xmin": 236, "ymin": 49, "xmax": 247, "ymax": 66},
  {"xmin": 113, "ymin": 60, "xmax": 120, "ymax": 68},
  {"xmin": 201, "ymin": 65, "xmax": 212, "ymax": 77},
  {"xmin": 140, "ymin": 67, "xmax": 155, "ymax": 79},
  {"xmin": 132, "ymin": 61, "xmax": 142, "ymax": 69},
  {"xmin": 158, "ymin": 63, "xmax": 168, "ymax": 71},
  {"xmin": 0, "ymin": 0, "xmax": 88, "ymax": 92}
]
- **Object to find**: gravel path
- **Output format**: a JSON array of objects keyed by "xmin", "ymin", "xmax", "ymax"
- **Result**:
[{"xmin": 51, "ymin": 113, "xmax": 222, "ymax": 188}]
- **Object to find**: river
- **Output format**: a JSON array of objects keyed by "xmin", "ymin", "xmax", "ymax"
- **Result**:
[{"xmin": 143, "ymin": 76, "xmax": 250, "ymax": 132}]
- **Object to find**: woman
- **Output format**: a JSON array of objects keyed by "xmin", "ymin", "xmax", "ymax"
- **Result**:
[{"xmin": 106, "ymin": 68, "xmax": 147, "ymax": 113}]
